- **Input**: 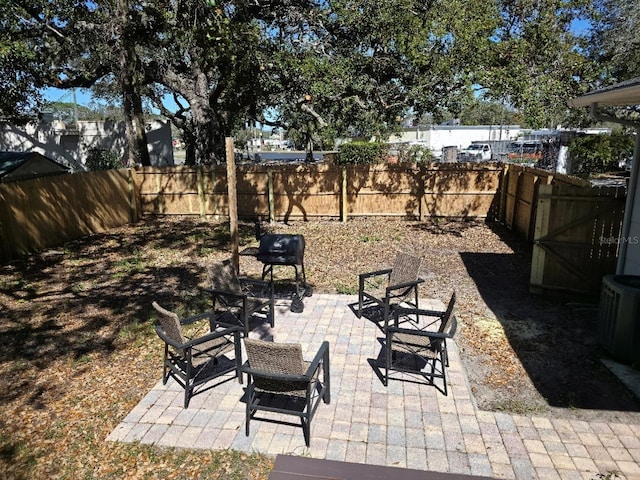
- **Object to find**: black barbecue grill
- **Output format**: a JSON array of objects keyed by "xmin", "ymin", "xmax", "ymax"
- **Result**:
[{"xmin": 255, "ymin": 233, "xmax": 311, "ymax": 312}]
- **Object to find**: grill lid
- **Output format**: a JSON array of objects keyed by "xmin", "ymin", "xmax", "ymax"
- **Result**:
[{"xmin": 257, "ymin": 234, "xmax": 305, "ymax": 265}]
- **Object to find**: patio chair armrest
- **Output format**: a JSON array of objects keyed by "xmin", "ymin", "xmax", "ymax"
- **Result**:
[
  {"xmin": 388, "ymin": 326, "xmax": 448, "ymax": 339},
  {"xmin": 304, "ymin": 341, "xmax": 330, "ymax": 377},
  {"xmin": 238, "ymin": 277, "xmax": 273, "ymax": 298},
  {"xmin": 155, "ymin": 323, "xmax": 241, "ymax": 350},
  {"xmin": 415, "ymin": 309, "xmax": 446, "ymax": 318},
  {"xmin": 204, "ymin": 287, "xmax": 247, "ymax": 302},
  {"xmin": 393, "ymin": 306, "xmax": 447, "ymax": 329},
  {"xmin": 385, "ymin": 277, "xmax": 424, "ymax": 295},
  {"xmin": 388, "ymin": 315, "xmax": 457, "ymax": 339},
  {"xmin": 155, "ymin": 325, "xmax": 186, "ymax": 350},
  {"xmin": 187, "ymin": 324, "xmax": 242, "ymax": 347},
  {"xmin": 359, "ymin": 268, "xmax": 392, "ymax": 281}
]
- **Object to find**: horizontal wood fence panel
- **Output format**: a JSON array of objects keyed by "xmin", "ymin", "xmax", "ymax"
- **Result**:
[
  {"xmin": 272, "ymin": 165, "xmax": 340, "ymax": 194},
  {"xmin": 133, "ymin": 163, "xmax": 501, "ymax": 220},
  {"xmin": 422, "ymin": 164, "xmax": 501, "ymax": 218},
  {"xmin": 346, "ymin": 165, "xmax": 419, "ymax": 217},
  {"xmin": 273, "ymin": 193, "xmax": 341, "ymax": 220},
  {"xmin": 136, "ymin": 166, "xmax": 201, "ymax": 193},
  {"xmin": 422, "ymin": 192, "xmax": 498, "ymax": 217},
  {"xmin": 140, "ymin": 191, "xmax": 203, "ymax": 214},
  {"xmin": 270, "ymin": 165, "xmax": 341, "ymax": 220},
  {"xmin": 423, "ymin": 165, "xmax": 502, "ymax": 192},
  {"xmin": 0, "ymin": 169, "xmax": 135, "ymax": 261},
  {"xmin": 237, "ymin": 171, "xmax": 269, "ymax": 193},
  {"xmin": 348, "ymin": 192, "xmax": 420, "ymax": 217},
  {"xmin": 347, "ymin": 165, "xmax": 420, "ymax": 194}
]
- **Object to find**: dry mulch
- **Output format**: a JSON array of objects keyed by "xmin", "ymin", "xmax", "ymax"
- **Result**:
[{"xmin": 1, "ymin": 216, "xmax": 639, "ymax": 479}]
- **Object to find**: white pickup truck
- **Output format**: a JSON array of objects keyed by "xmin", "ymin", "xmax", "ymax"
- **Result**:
[{"xmin": 458, "ymin": 143, "xmax": 492, "ymax": 162}]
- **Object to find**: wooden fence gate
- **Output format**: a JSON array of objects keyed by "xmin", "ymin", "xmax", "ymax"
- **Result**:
[{"xmin": 530, "ymin": 182, "xmax": 626, "ymax": 294}]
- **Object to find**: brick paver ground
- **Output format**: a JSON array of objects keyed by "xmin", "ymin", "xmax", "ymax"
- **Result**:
[{"xmin": 108, "ymin": 294, "xmax": 640, "ymax": 479}]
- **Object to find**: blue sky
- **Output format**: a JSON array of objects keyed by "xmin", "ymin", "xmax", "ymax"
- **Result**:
[
  {"xmin": 43, "ymin": 86, "xmax": 181, "ymax": 114},
  {"xmin": 43, "ymin": 87, "xmax": 95, "ymax": 107}
]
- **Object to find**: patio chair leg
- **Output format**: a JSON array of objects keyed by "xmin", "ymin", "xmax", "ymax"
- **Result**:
[
  {"xmin": 322, "ymin": 347, "xmax": 331, "ymax": 403},
  {"xmin": 384, "ymin": 335, "xmax": 391, "ymax": 387},
  {"xmin": 245, "ymin": 384, "xmax": 254, "ymax": 437},
  {"xmin": 440, "ymin": 350, "xmax": 448, "ymax": 396},
  {"xmin": 302, "ymin": 419, "xmax": 310, "ymax": 447},
  {"xmin": 242, "ymin": 311, "xmax": 250, "ymax": 337},
  {"xmin": 443, "ymin": 340, "xmax": 449, "ymax": 367},
  {"xmin": 184, "ymin": 388, "xmax": 191, "ymax": 409},
  {"xmin": 235, "ymin": 337, "xmax": 243, "ymax": 384},
  {"xmin": 162, "ymin": 346, "xmax": 170, "ymax": 384},
  {"xmin": 269, "ymin": 302, "xmax": 275, "ymax": 328}
]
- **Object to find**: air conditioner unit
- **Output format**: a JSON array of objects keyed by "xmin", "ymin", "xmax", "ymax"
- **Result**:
[{"xmin": 599, "ymin": 275, "xmax": 640, "ymax": 366}]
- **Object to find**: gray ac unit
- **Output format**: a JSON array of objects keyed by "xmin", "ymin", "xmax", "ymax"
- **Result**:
[{"xmin": 599, "ymin": 275, "xmax": 640, "ymax": 366}]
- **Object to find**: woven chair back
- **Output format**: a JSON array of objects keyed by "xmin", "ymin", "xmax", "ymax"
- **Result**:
[
  {"xmin": 207, "ymin": 259, "xmax": 243, "ymax": 296},
  {"xmin": 244, "ymin": 339, "xmax": 306, "ymax": 392},
  {"xmin": 152, "ymin": 301, "xmax": 187, "ymax": 346},
  {"xmin": 388, "ymin": 252, "xmax": 422, "ymax": 287}
]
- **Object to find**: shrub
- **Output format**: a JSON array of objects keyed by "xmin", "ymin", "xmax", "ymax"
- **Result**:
[
  {"xmin": 568, "ymin": 132, "xmax": 634, "ymax": 176},
  {"xmin": 396, "ymin": 143, "xmax": 435, "ymax": 163},
  {"xmin": 85, "ymin": 148, "xmax": 123, "ymax": 171},
  {"xmin": 336, "ymin": 142, "xmax": 389, "ymax": 165}
]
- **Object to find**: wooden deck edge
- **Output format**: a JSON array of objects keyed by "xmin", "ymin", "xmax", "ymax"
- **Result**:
[{"xmin": 268, "ymin": 454, "xmax": 496, "ymax": 480}]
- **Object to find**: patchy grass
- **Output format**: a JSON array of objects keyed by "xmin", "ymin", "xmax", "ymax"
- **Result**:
[
  {"xmin": 359, "ymin": 234, "xmax": 383, "ymax": 243},
  {"xmin": 494, "ymin": 399, "xmax": 548, "ymax": 416},
  {"xmin": 335, "ymin": 281, "xmax": 357, "ymax": 295}
]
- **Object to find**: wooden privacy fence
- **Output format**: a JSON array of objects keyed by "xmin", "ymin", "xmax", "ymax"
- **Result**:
[
  {"xmin": 0, "ymin": 162, "xmax": 627, "ymax": 295},
  {"xmin": 499, "ymin": 165, "xmax": 626, "ymax": 293},
  {"xmin": 0, "ymin": 169, "xmax": 139, "ymax": 262},
  {"xmin": 0, "ymin": 163, "xmax": 501, "ymax": 262},
  {"xmin": 134, "ymin": 162, "xmax": 503, "ymax": 221},
  {"xmin": 529, "ymin": 182, "xmax": 626, "ymax": 294},
  {"xmin": 499, "ymin": 164, "xmax": 594, "ymax": 241}
]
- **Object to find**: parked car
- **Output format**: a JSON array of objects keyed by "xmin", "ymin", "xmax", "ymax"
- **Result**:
[
  {"xmin": 458, "ymin": 143, "xmax": 492, "ymax": 161},
  {"xmin": 507, "ymin": 141, "xmax": 543, "ymax": 162}
]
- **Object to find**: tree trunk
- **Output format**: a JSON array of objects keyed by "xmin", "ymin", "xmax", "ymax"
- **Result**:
[
  {"xmin": 132, "ymin": 90, "xmax": 151, "ymax": 166},
  {"xmin": 117, "ymin": 0, "xmax": 150, "ymax": 167},
  {"xmin": 184, "ymin": 127, "xmax": 197, "ymax": 165},
  {"xmin": 121, "ymin": 77, "xmax": 138, "ymax": 167}
]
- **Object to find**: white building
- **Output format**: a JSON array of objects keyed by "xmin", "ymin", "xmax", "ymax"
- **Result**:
[
  {"xmin": 0, "ymin": 119, "xmax": 174, "ymax": 170},
  {"xmin": 390, "ymin": 124, "xmax": 522, "ymax": 157}
]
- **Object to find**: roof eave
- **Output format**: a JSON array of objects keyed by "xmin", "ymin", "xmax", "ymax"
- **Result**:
[{"xmin": 568, "ymin": 78, "xmax": 640, "ymax": 108}]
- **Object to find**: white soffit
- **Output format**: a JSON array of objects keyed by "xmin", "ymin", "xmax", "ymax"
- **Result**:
[{"xmin": 568, "ymin": 77, "xmax": 640, "ymax": 107}]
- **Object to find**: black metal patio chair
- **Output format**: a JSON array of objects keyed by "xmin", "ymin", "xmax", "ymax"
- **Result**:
[
  {"xmin": 242, "ymin": 338, "xmax": 330, "ymax": 447},
  {"xmin": 384, "ymin": 292, "xmax": 457, "ymax": 395},
  {"xmin": 206, "ymin": 259, "xmax": 275, "ymax": 336},
  {"xmin": 152, "ymin": 301, "xmax": 243, "ymax": 408},
  {"xmin": 357, "ymin": 252, "xmax": 424, "ymax": 326}
]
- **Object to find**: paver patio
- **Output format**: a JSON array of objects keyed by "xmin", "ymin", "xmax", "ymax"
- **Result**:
[{"xmin": 108, "ymin": 294, "xmax": 640, "ymax": 479}]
